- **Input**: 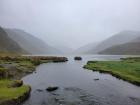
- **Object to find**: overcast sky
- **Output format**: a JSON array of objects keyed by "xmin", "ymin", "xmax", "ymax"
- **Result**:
[{"xmin": 0, "ymin": 0, "xmax": 140, "ymax": 49}]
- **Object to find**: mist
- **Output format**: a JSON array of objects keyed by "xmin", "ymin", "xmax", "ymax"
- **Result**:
[{"xmin": 0, "ymin": 0, "xmax": 140, "ymax": 49}]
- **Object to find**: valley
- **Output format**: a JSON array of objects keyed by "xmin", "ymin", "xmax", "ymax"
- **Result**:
[{"xmin": 1, "ymin": 0, "xmax": 140, "ymax": 104}]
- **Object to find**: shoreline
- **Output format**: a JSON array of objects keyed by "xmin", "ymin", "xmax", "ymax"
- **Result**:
[
  {"xmin": 0, "ymin": 85, "xmax": 31, "ymax": 105},
  {"xmin": 0, "ymin": 56, "xmax": 68, "ymax": 105},
  {"xmin": 84, "ymin": 67, "xmax": 140, "ymax": 86},
  {"xmin": 83, "ymin": 57, "xmax": 140, "ymax": 86}
]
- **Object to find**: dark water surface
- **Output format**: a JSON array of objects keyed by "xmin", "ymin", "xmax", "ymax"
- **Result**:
[{"xmin": 22, "ymin": 55, "xmax": 140, "ymax": 105}]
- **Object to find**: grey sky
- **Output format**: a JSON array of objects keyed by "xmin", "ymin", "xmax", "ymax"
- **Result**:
[{"xmin": 0, "ymin": 0, "xmax": 140, "ymax": 49}]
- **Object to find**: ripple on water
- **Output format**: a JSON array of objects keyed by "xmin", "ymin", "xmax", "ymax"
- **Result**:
[{"xmin": 22, "ymin": 87, "xmax": 101, "ymax": 105}]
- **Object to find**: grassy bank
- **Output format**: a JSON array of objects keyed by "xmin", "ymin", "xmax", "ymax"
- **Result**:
[
  {"xmin": 0, "ymin": 55, "xmax": 68, "ymax": 105},
  {"xmin": 0, "ymin": 57, "xmax": 36, "ymax": 79},
  {"xmin": 0, "ymin": 56, "xmax": 68, "ymax": 79},
  {"xmin": 0, "ymin": 57, "xmax": 36, "ymax": 105},
  {"xmin": 0, "ymin": 80, "xmax": 30, "ymax": 105},
  {"xmin": 84, "ymin": 57, "xmax": 140, "ymax": 86}
]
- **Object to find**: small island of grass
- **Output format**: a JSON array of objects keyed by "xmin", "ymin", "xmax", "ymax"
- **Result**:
[
  {"xmin": 0, "ymin": 80, "xmax": 31, "ymax": 105},
  {"xmin": 84, "ymin": 57, "xmax": 140, "ymax": 86}
]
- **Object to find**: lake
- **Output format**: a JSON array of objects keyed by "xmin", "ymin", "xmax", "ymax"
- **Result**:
[{"xmin": 22, "ymin": 55, "xmax": 140, "ymax": 105}]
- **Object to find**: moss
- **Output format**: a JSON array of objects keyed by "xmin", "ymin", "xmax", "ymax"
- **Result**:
[
  {"xmin": 0, "ymin": 68, "xmax": 8, "ymax": 79},
  {"xmin": 0, "ymin": 85, "xmax": 30, "ymax": 105},
  {"xmin": 0, "ymin": 85, "xmax": 30, "ymax": 100},
  {"xmin": 0, "ymin": 80, "xmax": 30, "ymax": 105},
  {"xmin": 31, "ymin": 59, "xmax": 41, "ymax": 66},
  {"xmin": 84, "ymin": 57, "xmax": 140, "ymax": 86},
  {"xmin": 0, "ymin": 79, "xmax": 23, "ymax": 88},
  {"xmin": 16, "ymin": 61, "xmax": 35, "ymax": 71},
  {"xmin": 0, "ymin": 57, "xmax": 36, "ymax": 79}
]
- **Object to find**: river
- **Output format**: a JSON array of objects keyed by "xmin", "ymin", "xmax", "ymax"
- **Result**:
[{"xmin": 22, "ymin": 55, "xmax": 140, "ymax": 105}]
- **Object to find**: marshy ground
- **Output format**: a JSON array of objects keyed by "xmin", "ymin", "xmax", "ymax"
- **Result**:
[{"xmin": 84, "ymin": 57, "xmax": 140, "ymax": 86}]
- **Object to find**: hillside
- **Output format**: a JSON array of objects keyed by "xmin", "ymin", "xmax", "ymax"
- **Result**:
[
  {"xmin": 99, "ymin": 42, "xmax": 140, "ymax": 55},
  {"xmin": 89, "ymin": 31, "xmax": 140, "ymax": 53},
  {"xmin": 0, "ymin": 27, "xmax": 24, "ymax": 54},
  {"xmin": 5, "ymin": 29, "xmax": 61, "ymax": 54},
  {"xmin": 99, "ymin": 36, "xmax": 140, "ymax": 55}
]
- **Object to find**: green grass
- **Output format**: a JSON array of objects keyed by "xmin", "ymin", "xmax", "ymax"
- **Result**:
[
  {"xmin": 84, "ymin": 57, "xmax": 140, "ymax": 85},
  {"xmin": 0, "ymin": 85, "xmax": 30, "ymax": 100},
  {"xmin": 0, "ymin": 80, "xmax": 30, "ymax": 102},
  {"xmin": 0, "ymin": 80, "xmax": 15, "ymax": 88},
  {"xmin": 15, "ymin": 60, "xmax": 36, "ymax": 72},
  {"xmin": 0, "ymin": 57, "xmax": 38, "ymax": 79},
  {"xmin": 0, "ymin": 57, "xmax": 34, "ymax": 104},
  {"xmin": 0, "ymin": 80, "xmax": 23, "ymax": 88},
  {"xmin": 0, "ymin": 55, "xmax": 67, "ymax": 104}
]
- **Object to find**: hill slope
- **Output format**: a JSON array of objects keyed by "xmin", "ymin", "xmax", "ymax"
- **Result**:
[
  {"xmin": 99, "ymin": 42, "xmax": 140, "ymax": 55},
  {"xmin": 5, "ymin": 29, "xmax": 61, "ymax": 54},
  {"xmin": 99, "ymin": 37, "xmax": 140, "ymax": 55},
  {"xmin": 89, "ymin": 31, "xmax": 140, "ymax": 53},
  {"xmin": 0, "ymin": 27, "xmax": 24, "ymax": 54}
]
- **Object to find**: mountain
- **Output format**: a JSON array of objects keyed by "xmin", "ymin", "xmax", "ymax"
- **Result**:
[
  {"xmin": 133, "ymin": 37, "xmax": 140, "ymax": 42},
  {"xmin": 73, "ymin": 42, "xmax": 99, "ymax": 54},
  {"xmin": 99, "ymin": 36, "xmax": 140, "ymax": 55},
  {"xmin": 99, "ymin": 42, "xmax": 140, "ymax": 55},
  {"xmin": 0, "ymin": 27, "xmax": 24, "ymax": 54},
  {"xmin": 89, "ymin": 31, "xmax": 140, "ymax": 53},
  {"xmin": 5, "ymin": 29, "xmax": 61, "ymax": 54}
]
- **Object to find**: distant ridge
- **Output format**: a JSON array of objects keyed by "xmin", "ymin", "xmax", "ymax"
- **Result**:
[
  {"xmin": 5, "ymin": 29, "xmax": 61, "ymax": 54},
  {"xmin": 99, "ymin": 42, "xmax": 140, "ymax": 55},
  {"xmin": 98, "ymin": 32, "xmax": 140, "ymax": 55},
  {"xmin": 91, "ymin": 31, "xmax": 140, "ymax": 53}
]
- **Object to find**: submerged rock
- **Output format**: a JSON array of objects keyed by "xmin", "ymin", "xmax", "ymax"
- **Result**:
[
  {"xmin": 93, "ymin": 78, "xmax": 99, "ymax": 81},
  {"xmin": 22, "ymin": 87, "xmax": 100, "ymax": 105},
  {"xmin": 46, "ymin": 86, "xmax": 59, "ymax": 92},
  {"xmin": 36, "ymin": 89, "xmax": 44, "ymax": 92}
]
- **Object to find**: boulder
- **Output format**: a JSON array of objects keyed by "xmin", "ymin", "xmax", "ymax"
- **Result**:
[
  {"xmin": 46, "ymin": 86, "xmax": 59, "ymax": 92},
  {"xmin": 74, "ymin": 56, "xmax": 82, "ymax": 60},
  {"xmin": 93, "ymin": 78, "xmax": 99, "ymax": 81}
]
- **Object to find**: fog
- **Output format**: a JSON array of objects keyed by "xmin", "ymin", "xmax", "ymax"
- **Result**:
[{"xmin": 0, "ymin": 0, "xmax": 140, "ymax": 49}]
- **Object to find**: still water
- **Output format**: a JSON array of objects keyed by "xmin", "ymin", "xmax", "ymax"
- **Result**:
[{"xmin": 22, "ymin": 55, "xmax": 140, "ymax": 105}]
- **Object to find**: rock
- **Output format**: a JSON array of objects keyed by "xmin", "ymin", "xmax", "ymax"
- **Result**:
[
  {"xmin": 46, "ymin": 86, "xmax": 59, "ymax": 92},
  {"xmin": 36, "ymin": 89, "xmax": 43, "ymax": 92},
  {"xmin": 54, "ymin": 98, "xmax": 59, "ymax": 102},
  {"xmin": 93, "ymin": 78, "xmax": 99, "ymax": 81},
  {"xmin": 74, "ymin": 56, "xmax": 82, "ymax": 60}
]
